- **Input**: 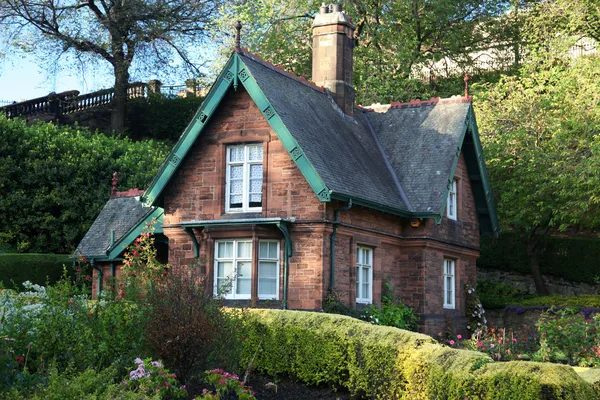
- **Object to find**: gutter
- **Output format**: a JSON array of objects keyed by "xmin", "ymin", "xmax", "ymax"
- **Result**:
[
  {"xmin": 90, "ymin": 258, "xmax": 103, "ymax": 295},
  {"xmin": 329, "ymin": 199, "xmax": 353, "ymax": 289}
]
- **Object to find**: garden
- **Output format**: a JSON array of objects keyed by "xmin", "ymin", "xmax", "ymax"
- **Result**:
[{"xmin": 1, "ymin": 232, "xmax": 599, "ymax": 399}]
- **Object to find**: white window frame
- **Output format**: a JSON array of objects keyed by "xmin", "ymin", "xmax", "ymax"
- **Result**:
[
  {"xmin": 443, "ymin": 259, "xmax": 456, "ymax": 309},
  {"xmin": 214, "ymin": 239, "xmax": 252, "ymax": 300},
  {"xmin": 213, "ymin": 239, "xmax": 280, "ymax": 300},
  {"xmin": 447, "ymin": 179, "xmax": 457, "ymax": 220},
  {"xmin": 356, "ymin": 246, "xmax": 373, "ymax": 304},
  {"xmin": 225, "ymin": 144, "xmax": 263, "ymax": 213},
  {"xmin": 258, "ymin": 240, "xmax": 280, "ymax": 300}
]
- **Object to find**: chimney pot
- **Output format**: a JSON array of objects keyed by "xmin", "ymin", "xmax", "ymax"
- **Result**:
[{"xmin": 320, "ymin": 3, "xmax": 328, "ymax": 14}]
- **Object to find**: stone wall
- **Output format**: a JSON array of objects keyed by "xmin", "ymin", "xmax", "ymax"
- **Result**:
[{"xmin": 477, "ymin": 267, "xmax": 598, "ymax": 296}]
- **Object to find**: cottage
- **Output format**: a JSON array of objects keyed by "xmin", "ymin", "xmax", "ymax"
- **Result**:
[{"xmin": 76, "ymin": 4, "xmax": 498, "ymax": 335}]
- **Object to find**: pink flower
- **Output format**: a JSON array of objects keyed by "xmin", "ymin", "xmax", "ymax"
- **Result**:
[
  {"xmin": 517, "ymin": 354, "xmax": 523, "ymax": 359},
  {"xmin": 512, "ymin": 338, "xmax": 517, "ymax": 343},
  {"xmin": 449, "ymin": 340, "xmax": 455, "ymax": 345},
  {"xmin": 490, "ymin": 344, "xmax": 495, "ymax": 349},
  {"xmin": 456, "ymin": 335, "xmax": 462, "ymax": 340},
  {"xmin": 68, "ymin": 301, "xmax": 73, "ymax": 305},
  {"xmin": 477, "ymin": 341, "xmax": 483, "ymax": 347}
]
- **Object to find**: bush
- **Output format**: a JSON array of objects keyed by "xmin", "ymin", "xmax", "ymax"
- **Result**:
[
  {"xmin": 0, "ymin": 254, "xmax": 71, "ymax": 289},
  {"xmin": 516, "ymin": 295, "xmax": 600, "ymax": 308},
  {"xmin": 239, "ymin": 309, "xmax": 597, "ymax": 399},
  {"xmin": 0, "ymin": 116, "xmax": 169, "ymax": 253},
  {"xmin": 537, "ymin": 309, "xmax": 600, "ymax": 366},
  {"xmin": 126, "ymin": 95, "xmax": 205, "ymax": 142},
  {"xmin": 144, "ymin": 270, "xmax": 241, "ymax": 384},
  {"xmin": 360, "ymin": 281, "xmax": 418, "ymax": 330}
]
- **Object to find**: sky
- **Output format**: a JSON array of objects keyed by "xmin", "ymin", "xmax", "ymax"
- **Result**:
[{"xmin": 0, "ymin": 54, "xmax": 114, "ymax": 104}]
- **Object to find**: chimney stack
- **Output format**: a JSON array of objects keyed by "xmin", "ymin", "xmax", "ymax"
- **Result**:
[{"xmin": 312, "ymin": 3, "xmax": 355, "ymax": 115}]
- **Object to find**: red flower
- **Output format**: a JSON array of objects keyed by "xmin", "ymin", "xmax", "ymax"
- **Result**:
[
  {"xmin": 68, "ymin": 301, "xmax": 73, "ymax": 305},
  {"xmin": 81, "ymin": 257, "xmax": 87, "ymax": 262},
  {"xmin": 241, "ymin": 337, "xmax": 247, "ymax": 341},
  {"xmin": 85, "ymin": 275, "xmax": 91, "ymax": 281},
  {"xmin": 14, "ymin": 356, "xmax": 25, "ymax": 363}
]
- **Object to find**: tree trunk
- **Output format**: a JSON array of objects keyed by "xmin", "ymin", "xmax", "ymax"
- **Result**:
[
  {"xmin": 111, "ymin": 62, "xmax": 130, "ymax": 134},
  {"xmin": 527, "ymin": 236, "xmax": 549, "ymax": 296}
]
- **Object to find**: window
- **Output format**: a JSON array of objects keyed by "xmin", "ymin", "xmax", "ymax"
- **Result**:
[
  {"xmin": 356, "ymin": 246, "xmax": 373, "ymax": 304},
  {"xmin": 443, "ymin": 259, "xmax": 455, "ymax": 309},
  {"xmin": 447, "ymin": 179, "xmax": 457, "ymax": 220},
  {"xmin": 226, "ymin": 144, "xmax": 263, "ymax": 213},
  {"xmin": 214, "ymin": 239, "xmax": 279, "ymax": 300}
]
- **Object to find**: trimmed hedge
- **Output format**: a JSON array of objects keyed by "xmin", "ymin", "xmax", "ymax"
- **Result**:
[
  {"xmin": 0, "ymin": 254, "xmax": 71, "ymax": 289},
  {"xmin": 479, "ymin": 232, "xmax": 600, "ymax": 284},
  {"xmin": 240, "ymin": 309, "xmax": 597, "ymax": 399}
]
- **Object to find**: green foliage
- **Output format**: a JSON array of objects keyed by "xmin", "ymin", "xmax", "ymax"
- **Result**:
[
  {"xmin": 123, "ymin": 358, "xmax": 187, "ymax": 398},
  {"xmin": 0, "ymin": 254, "xmax": 71, "ymax": 289},
  {"xmin": 360, "ymin": 281, "xmax": 418, "ymax": 331},
  {"xmin": 215, "ymin": 0, "xmax": 513, "ymax": 105},
  {"xmin": 322, "ymin": 287, "xmax": 361, "ymax": 318},
  {"xmin": 537, "ymin": 309, "xmax": 600, "ymax": 366},
  {"xmin": 200, "ymin": 369, "xmax": 256, "ymax": 400},
  {"xmin": 126, "ymin": 95, "xmax": 205, "ymax": 142},
  {"xmin": 479, "ymin": 233, "xmax": 600, "ymax": 284},
  {"xmin": 0, "ymin": 117, "xmax": 169, "ymax": 253},
  {"xmin": 516, "ymin": 295, "xmax": 600, "ymax": 308},
  {"xmin": 465, "ymin": 283, "xmax": 487, "ymax": 334},
  {"xmin": 239, "ymin": 309, "xmax": 596, "ymax": 399}
]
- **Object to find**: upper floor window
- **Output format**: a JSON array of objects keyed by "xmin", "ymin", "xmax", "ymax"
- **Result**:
[
  {"xmin": 447, "ymin": 179, "xmax": 457, "ymax": 220},
  {"xmin": 356, "ymin": 246, "xmax": 373, "ymax": 304},
  {"xmin": 443, "ymin": 259, "xmax": 456, "ymax": 309},
  {"xmin": 226, "ymin": 144, "xmax": 263, "ymax": 213}
]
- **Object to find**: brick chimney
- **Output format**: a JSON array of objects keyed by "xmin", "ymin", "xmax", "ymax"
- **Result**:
[{"xmin": 312, "ymin": 3, "xmax": 355, "ymax": 116}]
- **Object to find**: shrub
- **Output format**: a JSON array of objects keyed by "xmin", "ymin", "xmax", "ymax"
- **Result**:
[
  {"xmin": 465, "ymin": 283, "xmax": 487, "ymax": 334},
  {"xmin": 0, "ymin": 254, "xmax": 71, "ymax": 289},
  {"xmin": 144, "ymin": 270, "xmax": 241, "ymax": 383},
  {"xmin": 199, "ymin": 369, "xmax": 256, "ymax": 400},
  {"xmin": 360, "ymin": 282, "xmax": 418, "ymax": 330},
  {"xmin": 322, "ymin": 287, "xmax": 361, "ymax": 318},
  {"xmin": 465, "ymin": 326, "xmax": 540, "ymax": 361},
  {"xmin": 0, "ymin": 116, "xmax": 169, "ymax": 253},
  {"xmin": 122, "ymin": 357, "xmax": 187, "ymax": 398},
  {"xmin": 239, "ymin": 309, "xmax": 596, "ymax": 399},
  {"xmin": 536, "ymin": 308, "xmax": 600, "ymax": 366}
]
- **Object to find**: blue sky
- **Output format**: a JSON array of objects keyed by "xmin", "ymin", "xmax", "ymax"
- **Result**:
[{"xmin": 0, "ymin": 54, "xmax": 114, "ymax": 103}]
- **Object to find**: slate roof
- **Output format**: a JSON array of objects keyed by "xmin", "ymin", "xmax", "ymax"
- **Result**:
[
  {"xmin": 75, "ymin": 195, "xmax": 153, "ymax": 257},
  {"xmin": 240, "ymin": 52, "xmax": 475, "ymax": 216}
]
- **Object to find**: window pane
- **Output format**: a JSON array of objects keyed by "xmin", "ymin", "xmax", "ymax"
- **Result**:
[
  {"xmin": 237, "ymin": 242, "xmax": 252, "ymax": 258},
  {"xmin": 217, "ymin": 261, "xmax": 232, "ymax": 277},
  {"xmin": 250, "ymin": 164, "xmax": 262, "ymax": 179},
  {"xmin": 248, "ymin": 145, "xmax": 263, "ymax": 161},
  {"xmin": 230, "ymin": 195, "xmax": 243, "ymax": 207},
  {"xmin": 250, "ymin": 177, "xmax": 262, "ymax": 193},
  {"xmin": 356, "ymin": 266, "xmax": 360, "ymax": 295},
  {"xmin": 236, "ymin": 278, "xmax": 251, "ymax": 295},
  {"xmin": 259, "ymin": 242, "xmax": 268, "ymax": 259},
  {"xmin": 362, "ymin": 268, "xmax": 369, "ymax": 285},
  {"xmin": 258, "ymin": 261, "xmax": 277, "ymax": 278},
  {"xmin": 258, "ymin": 278, "xmax": 276, "ymax": 296},
  {"xmin": 230, "ymin": 146, "xmax": 244, "ymax": 162},
  {"xmin": 362, "ymin": 283, "xmax": 369, "ymax": 298},
  {"xmin": 268, "ymin": 242, "xmax": 278, "ymax": 259},
  {"xmin": 230, "ymin": 178, "xmax": 243, "ymax": 194},
  {"xmin": 217, "ymin": 243, "xmax": 233, "ymax": 259}
]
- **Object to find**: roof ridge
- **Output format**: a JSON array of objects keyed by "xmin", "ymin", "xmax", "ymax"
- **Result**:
[
  {"xmin": 236, "ymin": 48, "xmax": 326, "ymax": 94},
  {"xmin": 361, "ymin": 95, "xmax": 472, "ymax": 112},
  {"xmin": 113, "ymin": 188, "xmax": 145, "ymax": 198}
]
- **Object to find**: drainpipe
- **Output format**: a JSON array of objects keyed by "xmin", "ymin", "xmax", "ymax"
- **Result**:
[
  {"xmin": 329, "ymin": 199, "xmax": 353, "ymax": 289},
  {"xmin": 91, "ymin": 258, "xmax": 103, "ymax": 296}
]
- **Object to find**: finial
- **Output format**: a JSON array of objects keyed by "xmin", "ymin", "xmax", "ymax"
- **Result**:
[
  {"xmin": 464, "ymin": 73, "xmax": 470, "ymax": 97},
  {"xmin": 111, "ymin": 172, "xmax": 118, "ymax": 197},
  {"xmin": 234, "ymin": 21, "xmax": 242, "ymax": 51}
]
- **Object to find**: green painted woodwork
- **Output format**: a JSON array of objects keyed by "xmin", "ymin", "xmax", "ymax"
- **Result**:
[
  {"xmin": 438, "ymin": 105, "xmax": 499, "ymax": 236},
  {"xmin": 106, "ymin": 207, "xmax": 164, "ymax": 260},
  {"xmin": 183, "ymin": 227, "xmax": 201, "ymax": 258},
  {"xmin": 141, "ymin": 53, "xmax": 331, "ymax": 208}
]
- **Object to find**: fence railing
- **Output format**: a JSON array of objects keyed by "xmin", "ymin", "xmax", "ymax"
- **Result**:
[{"xmin": 0, "ymin": 82, "xmax": 147, "ymax": 120}]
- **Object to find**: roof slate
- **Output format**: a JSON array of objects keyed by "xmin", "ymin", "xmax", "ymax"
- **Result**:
[
  {"xmin": 241, "ymin": 53, "xmax": 471, "ymax": 215},
  {"xmin": 241, "ymin": 54, "xmax": 411, "ymax": 212},
  {"xmin": 75, "ymin": 196, "xmax": 153, "ymax": 257}
]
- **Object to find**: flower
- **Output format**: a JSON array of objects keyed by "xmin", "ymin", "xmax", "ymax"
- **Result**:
[
  {"xmin": 512, "ymin": 338, "xmax": 517, "ymax": 343},
  {"xmin": 449, "ymin": 340, "xmax": 455, "ymax": 345},
  {"xmin": 456, "ymin": 334, "xmax": 462, "ymax": 340},
  {"xmin": 135, "ymin": 358, "xmax": 143, "ymax": 364},
  {"xmin": 68, "ymin": 301, "xmax": 73, "ymax": 305},
  {"xmin": 490, "ymin": 344, "xmax": 495, "ymax": 349},
  {"xmin": 151, "ymin": 361, "xmax": 162, "ymax": 368},
  {"xmin": 477, "ymin": 341, "xmax": 483, "ymax": 347}
]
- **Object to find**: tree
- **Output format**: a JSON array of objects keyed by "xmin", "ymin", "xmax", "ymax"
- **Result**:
[
  {"xmin": 215, "ymin": 0, "xmax": 513, "ymax": 104},
  {"xmin": 474, "ymin": 38, "xmax": 600, "ymax": 295},
  {"xmin": 0, "ymin": 0, "xmax": 220, "ymax": 132}
]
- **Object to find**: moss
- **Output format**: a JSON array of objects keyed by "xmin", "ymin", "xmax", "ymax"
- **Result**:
[{"xmin": 241, "ymin": 309, "xmax": 596, "ymax": 399}]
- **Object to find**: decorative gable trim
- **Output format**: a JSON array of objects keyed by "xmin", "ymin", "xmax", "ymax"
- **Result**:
[
  {"xmin": 141, "ymin": 53, "xmax": 331, "ymax": 207},
  {"xmin": 440, "ymin": 105, "xmax": 500, "ymax": 236},
  {"xmin": 105, "ymin": 207, "xmax": 164, "ymax": 260}
]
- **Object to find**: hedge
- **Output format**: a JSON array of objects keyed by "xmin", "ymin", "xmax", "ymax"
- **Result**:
[
  {"xmin": 240, "ymin": 310, "xmax": 597, "ymax": 399},
  {"xmin": 479, "ymin": 232, "xmax": 600, "ymax": 283},
  {"xmin": 0, "ymin": 254, "xmax": 71, "ymax": 289}
]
